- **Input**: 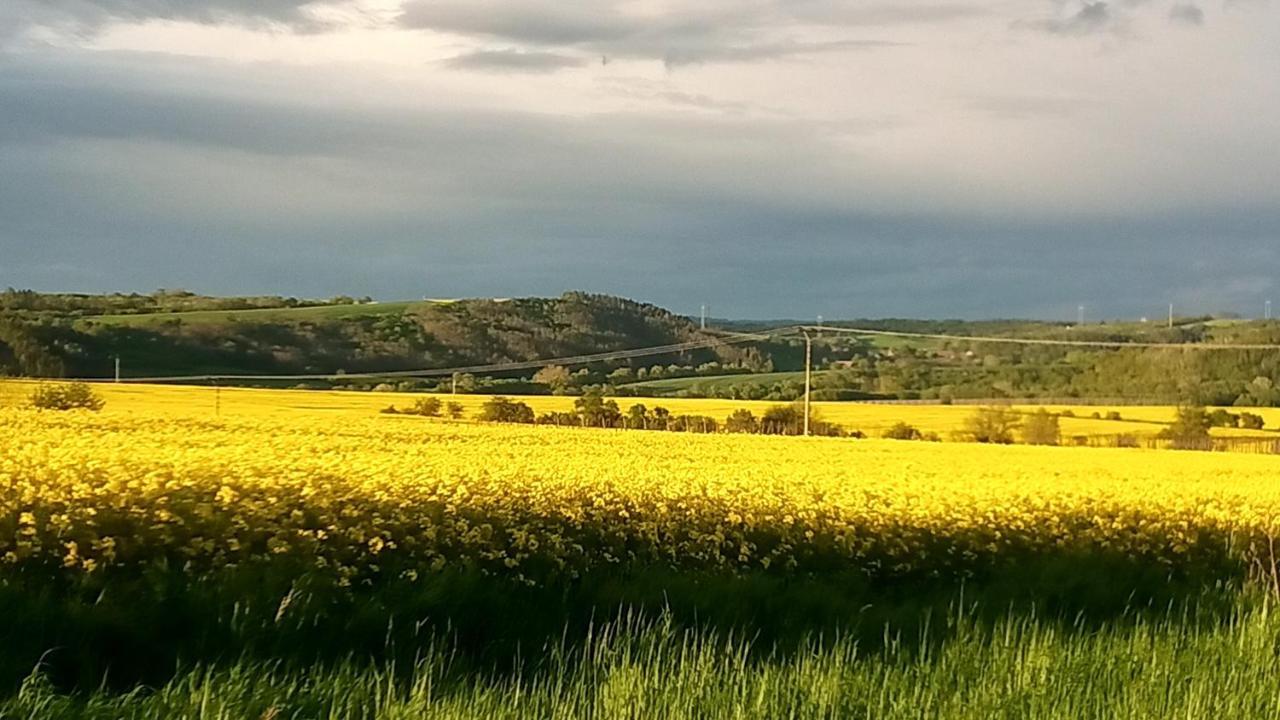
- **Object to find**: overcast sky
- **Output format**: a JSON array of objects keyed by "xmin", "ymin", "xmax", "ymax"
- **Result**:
[{"xmin": 1, "ymin": 0, "xmax": 1277, "ymax": 319}]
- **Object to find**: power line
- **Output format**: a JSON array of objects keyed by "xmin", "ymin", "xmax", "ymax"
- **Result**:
[{"xmin": 800, "ymin": 325, "xmax": 1280, "ymax": 351}]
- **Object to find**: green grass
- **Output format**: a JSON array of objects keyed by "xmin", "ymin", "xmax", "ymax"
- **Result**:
[
  {"xmin": 9, "ymin": 595, "xmax": 1280, "ymax": 719},
  {"xmin": 79, "ymin": 301, "xmax": 428, "ymax": 327}
]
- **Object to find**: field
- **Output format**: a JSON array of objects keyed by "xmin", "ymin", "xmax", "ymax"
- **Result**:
[
  {"xmin": 4, "ymin": 382, "xmax": 1280, "ymax": 716},
  {"xmin": 77, "ymin": 300, "xmax": 427, "ymax": 327},
  {"xmin": 3, "ymin": 379, "xmax": 1273, "ymax": 440}
]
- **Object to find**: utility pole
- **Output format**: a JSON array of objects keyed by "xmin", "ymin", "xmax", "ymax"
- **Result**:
[
  {"xmin": 114, "ymin": 356, "xmax": 121, "ymax": 383},
  {"xmin": 700, "ymin": 304, "xmax": 707, "ymax": 330},
  {"xmin": 1077, "ymin": 305, "xmax": 1084, "ymax": 326},
  {"xmin": 451, "ymin": 372, "xmax": 458, "ymax": 395},
  {"xmin": 1266, "ymin": 300, "xmax": 1272, "ymax": 321},
  {"xmin": 1168, "ymin": 303, "xmax": 1174, "ymax": 329},
  {"xmin": 803, "ymin": 330, "xmax": 812, "ymax": 436}
]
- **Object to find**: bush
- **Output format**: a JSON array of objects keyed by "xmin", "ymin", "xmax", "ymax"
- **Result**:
[
  {"xmin": 445, "ymin": 402, "xmax": 465, "ymax": 420},
  {"xmin": 477, "ymin": 397, "xmax": 535, "ymax": 424},
  {"xmin": 1021, "ymin": 409, "xmax": 1060, "ymax": 446},
  {"xmin": 882, "ymin": 422, "xmax": 924, "ymax": 441},
  {"xmin": 1104, "ymin": 411, "xmax": 1123, "ymax": 421},
  {"xmin": 761, "ymin": 405, "xmax": 803, "ymax": 435},
  {"xmin": 1239, "ymin": 412, "xmax": 1265, "ymax": 430},
  {"xmin": 1207, "ymin": 409, "xmax": 1240, "ymax": 428},
  {"xmin": 959, "ymin": 406, "xmax": 1021, "ymax": 444},
  {"xmin": 30, "ymin": 382, "xmax": 105, "ymax": 412},
  {"xmin": 407, "ymin": 397, "xmax": 442, "ymax": 417}
]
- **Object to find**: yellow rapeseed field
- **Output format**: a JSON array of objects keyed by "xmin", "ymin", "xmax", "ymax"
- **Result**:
[
  {"xmin": 3, "ymin": 379, "xmax": 1272, "ymax": 439},
  {"xmin": 4, "ymin": 391, "xmax": 1280, "ymax": 587}
]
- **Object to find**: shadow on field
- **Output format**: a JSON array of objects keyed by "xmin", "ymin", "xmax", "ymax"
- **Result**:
[{"xmin": 0, "ymin": 554, "xmax": 1251, "ymax": 694}]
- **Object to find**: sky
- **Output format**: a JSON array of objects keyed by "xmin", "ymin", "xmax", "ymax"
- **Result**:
[{"xmin": 1, "ymin": 0, "xmax": 1277, "ymax": 320}]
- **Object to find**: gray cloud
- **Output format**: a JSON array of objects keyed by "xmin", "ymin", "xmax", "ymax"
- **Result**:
[
  {"xmin": 442, "ymin": 49, "xmax": 587, "ymax": 73},
  {"xmin": 1169, "ymin": 3, "xmax": 1206, "ymax": 24},
  {"xmin": 0, "ymin": 0, "xmax": 342, "ymax": 40},
  {"xmin": 1031, "ymin": 2, "xmax": 1114, "ymax": 35},
  {"xmin": 400, "ymin": 1, "xmax": 921, "ymax": 66},
  {"xmin": 661, "ymin": 39, "xmax": 905, "ymax": 68},
  {"xmin": 3, "ymin": 50, "xmax": 1280, "ymax": 318},
  {"xmin": 398, "ymin": 2, "xmax": 630, "ymax": 45}
]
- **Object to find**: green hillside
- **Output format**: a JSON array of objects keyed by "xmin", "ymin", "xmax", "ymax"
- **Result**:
[{"xmin": 0, "ymin": 292, "xmax": 747, "ymax": 382}]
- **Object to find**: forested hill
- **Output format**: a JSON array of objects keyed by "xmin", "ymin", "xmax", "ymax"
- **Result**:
[
  {"xmin": 6, "ymin": 289, "xmax": 1280, "ymax": 405},
  {"xmin": 0, "ymin": 291, "xmax": 757, "ymax": 381}
]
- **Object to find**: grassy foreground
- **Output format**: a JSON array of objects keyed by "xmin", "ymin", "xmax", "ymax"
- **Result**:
[{"xmin": 9, "ymin": 598, "xmax": 1280, "ymax": 720}]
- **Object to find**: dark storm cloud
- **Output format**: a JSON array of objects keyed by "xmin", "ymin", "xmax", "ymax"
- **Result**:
[{"xmin": 442, "ymin": 49, "xmax": 587, "ymax": 73}]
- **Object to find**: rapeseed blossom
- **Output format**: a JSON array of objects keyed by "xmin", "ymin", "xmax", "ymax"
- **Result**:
[{"xmin": 2, "ymin": 408, "xmax": 1278, "ymax": 586}]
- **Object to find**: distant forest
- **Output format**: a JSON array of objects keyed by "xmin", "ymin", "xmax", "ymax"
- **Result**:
[{"xmin": 4, "ymin": 288, "xmax": 1280, "ymax": 406}]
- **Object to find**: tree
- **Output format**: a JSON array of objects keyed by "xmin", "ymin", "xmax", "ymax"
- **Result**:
[
  {"xmin": 533, "ymin": 365, "xmax": 574, "ymax": 394},
  {"xmin": 724, "ymin": 409, "xmax": 760, "ymax": 434},
  {"xmin": 960, "ymin": 406, "xmax": 1021, "ymax": 444},
  {"xmin": 1020, "ymin": 409, "xmax": 1060, "ymax": 446},
  {"xmin": 451, "ymin": 373, "xmax": 477, "ymax": 394},
  {"xmin": 608, "ymin": 367, "xmax": 636, "ymax": 385},
  {"xmin": 477, "ymin": 396, "xmax": 534, "ymax": 424},
  {"xmin": 574, "ymin": 391, "xmax": 622, "ymax": 427},
  {"xmin": 625, "ymin": 403, "xmax": 650, "ymax": 430},
  {"xmin": 1159, "ymin": 406, "xmax": 1211, "ymax": 450}
]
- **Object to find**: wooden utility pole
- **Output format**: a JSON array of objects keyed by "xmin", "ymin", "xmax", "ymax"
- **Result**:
[{"xmin": 114, "ymin": 356, "xmax": 121, "ymax": 383}]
